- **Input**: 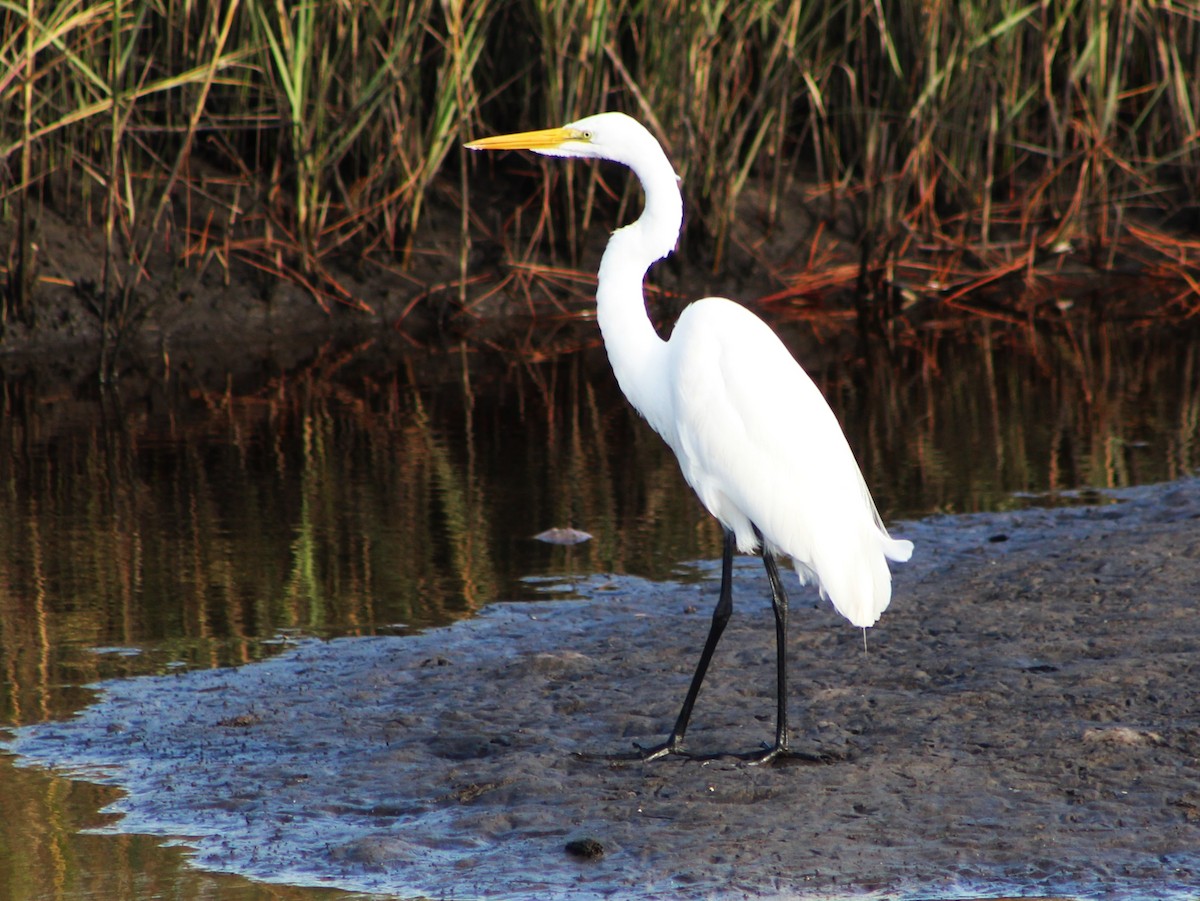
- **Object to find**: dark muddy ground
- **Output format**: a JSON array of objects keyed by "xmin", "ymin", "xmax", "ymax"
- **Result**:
[
  {"xmin": 5, "ymin": 479, "xmax": 1200, "ymax": 900},
  {"xmin": 0, "ymin": 201, "xmax": 769, "ymax": 385}
]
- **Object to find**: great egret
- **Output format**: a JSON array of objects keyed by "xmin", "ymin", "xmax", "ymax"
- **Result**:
[{"xmin": 466, "ymin": 112, "xmax": 913, "ymax": 763}]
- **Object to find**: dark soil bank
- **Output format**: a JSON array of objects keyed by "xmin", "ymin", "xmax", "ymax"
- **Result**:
[{"xmin": 6, "ymin": 480, "xmax": 1200, "ymax": 900}]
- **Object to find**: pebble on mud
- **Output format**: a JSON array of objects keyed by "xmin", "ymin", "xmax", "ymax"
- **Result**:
[{"xmin": 564, "ymin": 838, "xmax": 605, "ymax": 860}]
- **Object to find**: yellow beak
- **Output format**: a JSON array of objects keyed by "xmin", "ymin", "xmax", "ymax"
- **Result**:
[{"xmin": 464, "ymin": 126, "xmax": 583, "ymax": 152}]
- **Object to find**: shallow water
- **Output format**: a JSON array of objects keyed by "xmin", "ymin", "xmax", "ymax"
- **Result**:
[{"xmin": 1, "ymin": 310, "xmax": 1198, "ymax": 899}]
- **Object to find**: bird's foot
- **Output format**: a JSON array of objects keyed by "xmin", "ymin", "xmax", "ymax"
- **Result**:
[
  {"xmin": 740, "ymin": 742, "xmax": 787, "ymax": 766},
  {"xmin": 737, "ymin": 741, "xmax": 843, "ymax": 766},
  {"xmin": 632, "ymin": 735, "xmax": 688, "ymax": 761},
  {"xmin": 571, "ymin": 735, "xmax": 692, "ymax": 764},
  {"xmin": 632, "ymin": 737, "xmax": 836, "ymax": 766}
]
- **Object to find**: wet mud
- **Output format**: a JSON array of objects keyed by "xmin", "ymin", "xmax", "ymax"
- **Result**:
[{"xmin": 5, "ymin": 479, "xmax": 1200, "ymax": 899}]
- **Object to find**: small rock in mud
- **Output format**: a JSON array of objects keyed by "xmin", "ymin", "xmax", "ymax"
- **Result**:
[{"xmin": 564, "ymin": 838, "xmax": 605, "ymax": 859}]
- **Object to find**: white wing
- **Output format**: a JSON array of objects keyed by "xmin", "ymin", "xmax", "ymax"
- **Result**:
[{"xmin": 662, "ymin": 298, "xmax": 911, "ymax": 627}]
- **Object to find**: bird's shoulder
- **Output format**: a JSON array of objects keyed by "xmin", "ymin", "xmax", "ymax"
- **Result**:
[
  {"xmin": 668, "ymin": 296, "xmax": 816, "ymax": 393},
  {"xmin": 672, "ymin": 295, "xmax": 773, "ymax": 334},
  {"xmin": 664, "ymin": 297, "xmax": 842, "ymax": 466}
]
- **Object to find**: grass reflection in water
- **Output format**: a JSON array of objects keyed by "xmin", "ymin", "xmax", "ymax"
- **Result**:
[{"xmin": 0, "ymin": 312, "xmax": 1197, "ymax": 898}]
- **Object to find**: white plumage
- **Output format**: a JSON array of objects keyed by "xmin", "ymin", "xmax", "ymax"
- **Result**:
[
  {"xmin": 664, "ymin": 299, "xmax": 911, "ymax": 627},
  {"xmin": 468, "ymin": 111, "xmax": 912, "ymax": 761}
]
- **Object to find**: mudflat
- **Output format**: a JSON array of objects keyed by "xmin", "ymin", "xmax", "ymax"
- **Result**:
[{"xmin": 7, "ymin": 479, "xmax": 1200, "ymax": 899}]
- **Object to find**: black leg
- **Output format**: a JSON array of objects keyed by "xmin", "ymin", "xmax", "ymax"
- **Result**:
[
  {"xmin": 750, "ymin": 547, "xmax": 791, "ymax": 765},
  {"xmin": 637, "ymin": 527, "xmax": 736, "ymax": 760}
]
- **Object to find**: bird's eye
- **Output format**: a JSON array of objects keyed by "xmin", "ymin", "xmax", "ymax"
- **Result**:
[{"xmin": 580, "ymin": 130, "xmax": 593, "ymax": 140}]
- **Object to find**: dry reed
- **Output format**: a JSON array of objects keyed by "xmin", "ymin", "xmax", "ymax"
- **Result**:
[{"xmin": 0, "ymin": 0, "xmax": 1197, "ymax": 345}]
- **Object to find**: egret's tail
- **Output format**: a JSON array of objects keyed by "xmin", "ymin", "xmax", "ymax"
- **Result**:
[
  {"xmin": 804, "ymin": 527, "xmax": 913, "ymax": 630},
  {"xmin": 884, "ymin": 536, "xmax": 914, "ymax": 563}
]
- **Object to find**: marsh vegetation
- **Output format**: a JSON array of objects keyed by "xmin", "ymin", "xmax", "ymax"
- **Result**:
[{"xmin": 1, "ymin": 0, "xmax": 1197, "ymax": 361}]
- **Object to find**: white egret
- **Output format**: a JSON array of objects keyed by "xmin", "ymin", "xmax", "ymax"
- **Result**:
[{"xmin": 466, "ymin": 112, "xmax": 913, "ymax": 763}]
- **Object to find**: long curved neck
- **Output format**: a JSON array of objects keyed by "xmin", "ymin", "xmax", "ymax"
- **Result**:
[{"xmin": 595, "ymin": 153, "xmax": 683, "ymax": 435}]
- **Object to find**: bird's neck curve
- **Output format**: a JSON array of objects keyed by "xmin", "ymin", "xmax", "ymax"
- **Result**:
[{"xmin": 595, "ymin": 149, "xmax": 683, "ymax": 433}]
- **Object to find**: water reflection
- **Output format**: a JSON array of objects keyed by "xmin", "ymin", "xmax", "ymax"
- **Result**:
[
  {"xmin": 2, "ymin": 318, "xmax": 1198, "ymax": 713},
  {"xmin": 1, "ymin": 764, "xmax": 343, "ymax": 900},
  {"xmin": 830, "ymin": 315, "xmax": 1200, "ymax": 513},
  {"xmin": 0, "ymin": 310, "xmax": 1197, "ymax": 898}
]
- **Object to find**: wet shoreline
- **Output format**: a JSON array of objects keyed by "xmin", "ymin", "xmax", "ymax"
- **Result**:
[{"xmin": 5, "ymin": 478, "xmax": 1200, "ymax": 899}]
